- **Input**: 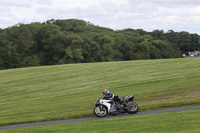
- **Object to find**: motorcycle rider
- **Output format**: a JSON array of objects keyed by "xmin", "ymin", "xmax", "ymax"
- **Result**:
[{"xmin": 102, "ymin": 89, "xmax": 122, "ymax": 103}]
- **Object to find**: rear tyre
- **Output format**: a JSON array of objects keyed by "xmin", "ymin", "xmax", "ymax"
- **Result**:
[
  {"xmin": 94, "ymin": 105, "xmax": 108, "ymax": 117},
  {"xmin": 124, "ymin": 102, "xmax": 139, "ymax": 114}
]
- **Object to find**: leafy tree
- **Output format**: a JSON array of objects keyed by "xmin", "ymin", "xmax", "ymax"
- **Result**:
[
  {"xmin": 178, "ymin": 32, "xmax": 191, "ymax": 51},
  {"xmin": 134, "ymin": 42, "xmax": 150, "ymax": 59},
  {"xmin": 0, "ymin": 19, "xmax": 199, "ymax": 70},
  {"xmin": 83, "ymin": 40, "xmax": 101, "ymax": 62},
  {"xmin": 166, "ymin": 30, "xmax": 180, "ymax": 44},
  {"xmin": 36, "ymin": 24, "xmax": 66, "ymax": 65},
  {"xmin": 190, "ymin": 34, "xmax": 200, "ymax": 51}
]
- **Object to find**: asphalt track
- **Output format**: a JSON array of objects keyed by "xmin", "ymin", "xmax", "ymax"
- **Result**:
[{"xmin": 0, "ymin": 105, "xmax": 200, "ymax": 130}]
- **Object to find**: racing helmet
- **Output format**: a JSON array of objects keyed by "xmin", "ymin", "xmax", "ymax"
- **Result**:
[{"xmin": 102, "ymin": 89, "xmax": 109, "ymax": 96}]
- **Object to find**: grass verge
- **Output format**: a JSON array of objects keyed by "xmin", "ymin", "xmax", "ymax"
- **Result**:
[
  {"xmin": 1, "ymin": 109, "xmax": 200, "ymax": 133},
  {"xmin": 0, "ymin": 58, "xmax": 200, "ymax": 126}
]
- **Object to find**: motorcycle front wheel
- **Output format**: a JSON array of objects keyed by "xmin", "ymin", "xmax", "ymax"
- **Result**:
[
  {"xmin": 94, "ymin": 105, "xmax": 108, "ymax": 117},
  {"xmin": 124, "ymin": 102, "xmax": 139, "ymax": 114}
]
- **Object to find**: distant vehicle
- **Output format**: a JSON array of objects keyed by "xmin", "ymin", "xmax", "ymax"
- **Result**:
[
  {"xmin": 94, "ymin": 95, "xmax": 139, "ymax": 117},
  {"xmin": 183, "ymin": 51, "xmax": 200, "ymax": 57}
]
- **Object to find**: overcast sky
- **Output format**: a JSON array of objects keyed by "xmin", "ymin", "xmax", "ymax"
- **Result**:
[{"xmin": 1, "ymin": 0, "xmax": 200, "ymax": 34}]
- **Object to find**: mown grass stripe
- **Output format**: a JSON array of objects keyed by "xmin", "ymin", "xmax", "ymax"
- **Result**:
[{"xmin": 0, "ymin": 58, "xmax": 200, "ymax": 126}]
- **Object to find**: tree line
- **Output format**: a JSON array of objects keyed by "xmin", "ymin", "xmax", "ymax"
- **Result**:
[{"xmin": 0, "ymin": 19, "xmax": 200, "ymax": 70}]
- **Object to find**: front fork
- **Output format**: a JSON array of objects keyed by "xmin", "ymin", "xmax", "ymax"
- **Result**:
[{"xmin": 100, "ymin": 105, "xmax": 103, "ymax": 111}]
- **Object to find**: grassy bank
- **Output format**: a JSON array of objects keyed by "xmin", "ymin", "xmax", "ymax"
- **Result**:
[
  {"xmin": 1, "ymin": 109, "xmax": 200, "ymax": 133},
  {"xmin": 0, "ymin": 58, "xmax": 200, "ymax": 126}
]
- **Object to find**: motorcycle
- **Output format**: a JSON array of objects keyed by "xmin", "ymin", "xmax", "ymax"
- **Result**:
[{"xmin": 94, "ymin": 95, "xmax": 139, "ymax": 117}]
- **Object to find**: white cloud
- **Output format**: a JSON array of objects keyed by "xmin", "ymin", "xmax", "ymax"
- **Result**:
[
  {"xmin": 0, "ymin": 0, "xmax": 33, "ymax": 7},
  {"xmin": 151, "ymin": 0, "xmax": 200, "ymax": 5},
  {"xmin": 191, "ymin": 7, "xmax": 200, "ymax": 14},
  {"xmin": 0, "ymin": 0, "xmax": 200, "ymax": 34},
  {"xmin": 35, "ymin": 0, "xmax": 52, "ymax": 5}
]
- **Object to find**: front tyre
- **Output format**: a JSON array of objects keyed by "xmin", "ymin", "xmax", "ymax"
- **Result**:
[
  {"xmin": 94, "ymin": 105, "xmax": 108, "ymax": 117},
  {"xmin": 124, "ymin": 102, "xmax": 139, "ymax": 114}
]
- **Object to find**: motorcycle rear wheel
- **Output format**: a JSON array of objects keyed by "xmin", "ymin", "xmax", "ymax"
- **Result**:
[
  {"xmin": 124, "ymin": 102, "xmax": 139, "ymax": 114},
  {"xmin": 94, "ymin": 105, "xmax": 108, "ymax": 117}
]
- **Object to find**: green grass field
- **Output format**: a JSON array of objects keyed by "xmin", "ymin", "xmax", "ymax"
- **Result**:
[
  {"xmin": 1, "ymin": 109, "xmax": 200, "ymax": 133},
  {"xmin": 0, "ymin": 58, "xmax": 200, "ymax": 126}
]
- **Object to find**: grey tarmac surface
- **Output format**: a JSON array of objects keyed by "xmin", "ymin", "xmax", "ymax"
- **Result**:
[{"xmin": 0, "ymin": 105, "xmax": 200, "ymax": 130}]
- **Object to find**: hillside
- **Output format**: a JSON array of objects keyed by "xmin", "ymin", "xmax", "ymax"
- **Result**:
[{"xmin": 0, "ymin": 58, "xmax": 200, "ymax": 126}]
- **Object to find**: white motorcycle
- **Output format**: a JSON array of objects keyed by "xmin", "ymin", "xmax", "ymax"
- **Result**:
[{"xmin": 94, "ymin": 95, "xmax": 139, "ymax": 117}]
